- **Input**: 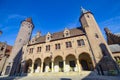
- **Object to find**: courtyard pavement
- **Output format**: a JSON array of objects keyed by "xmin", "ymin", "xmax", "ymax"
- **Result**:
[{"xmin": 0, "ymin": 72, "xmax": 120, "ymax": 80}]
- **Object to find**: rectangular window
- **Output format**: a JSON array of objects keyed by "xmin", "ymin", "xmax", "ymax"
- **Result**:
[
  {"xmin": 29, "ymin": 48, "xmax": 34, "ymax": 53},
  {"xmin": 95, "ymin": 33, "xmax": 99, "ymax": 38},
  {"xmin": 5, "ymin": 66, "xmax": 11, "ymax": 75},
  {"xmin": 37, "ymin": 47, "xmax": 41, "ymax": 52},
  {"xmin": 77, "ymin": 39, "xmax": 85, "ymax": 46},
  {"xmin": 66, "ymin": 41, "xmax": 72, "ymax": 48},
  {"xmin": 55, "ymin": 43, "xmax": 61, "ymax": 50},
  {"xmin": 46, "ymin": 45, "xmax": 50, "ymax": 51}
]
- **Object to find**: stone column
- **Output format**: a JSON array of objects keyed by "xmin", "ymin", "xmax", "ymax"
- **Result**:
[
  {"xmin": 41, "ymin": 62, "xmax": 43, "ymax": 73},
  {"xmin": 38, "ymin": 65, "xmax": 41, "ymax": 73},
  {"xmin": 51, "ymin": 61, "xmax": 54, "ymax": 72},
  {"xmin": 63, "ymin": 60, "xmax": 66, "ymax": 72},
  {"xmin": 31, "ymin": 61, "xmax": 34, "ymax": 73},
  {"xmin": 77, "ymin": 59, "xmax": 81, "ymax": 72}
]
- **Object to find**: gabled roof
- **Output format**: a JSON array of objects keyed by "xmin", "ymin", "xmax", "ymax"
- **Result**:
[{"xmin": 29, "ymin": 27, "xmax": 85, "ymax": 45}]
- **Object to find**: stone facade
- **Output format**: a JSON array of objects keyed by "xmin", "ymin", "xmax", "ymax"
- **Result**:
[
  {"xmin": 19, "ymin": 8, "xmax": 118, "ymax": 76},
  {"xmin": 2, "ymin": 7, "xmax": 119, "ymax": 76},
  {"xmin": 0, "ymin": 42, "xmax": 12, "ymax": 75},
  {"xmin": 104, "ymin": 28, "xmax": 120, "ymax": 62},
  {"xmin": 2, "ymin": 18, "xmax": 34, "ymax": 76}
]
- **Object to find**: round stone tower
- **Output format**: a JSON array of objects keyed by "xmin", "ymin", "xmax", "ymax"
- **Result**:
[{"xmin": 4, "ymin": 18, "xmax": 34, "ymax": 76}]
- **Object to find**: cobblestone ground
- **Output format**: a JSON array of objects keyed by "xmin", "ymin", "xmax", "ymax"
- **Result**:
[{"xmin": 0, "ymin": 74, "xmax": 120, "ymax": 80}]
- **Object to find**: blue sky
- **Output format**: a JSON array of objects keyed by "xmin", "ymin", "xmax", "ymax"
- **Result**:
[{"xmin": 0, "ymin": 0, "xmax": 120, "ymax": 45}]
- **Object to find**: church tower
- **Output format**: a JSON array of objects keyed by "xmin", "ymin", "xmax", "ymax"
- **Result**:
[
  {"xmin": 5, "ymin": 18, "xmax": 34, "ymax": 75},
  {"xmin": 80, "ymin": 7, "xmax": 118, "ymax": 74}
]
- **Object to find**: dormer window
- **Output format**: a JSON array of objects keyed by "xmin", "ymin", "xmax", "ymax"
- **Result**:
[
  {"xmin": 31, "ymin": 37, "xmax": 36, "ymax": 44},
  {"xmin": 47, "ymin": 37, "xmax": 50, "ymax": 40},
  {"xmin": 64, "ymin": 28, "xmax": 70, "ymax": 37},
  {"xmin": 66, "ymin": 31, "xmax": 69, "ymax": 36},
  {"xmin": 46, "ymin": 32, "xmax": 51, "ymax": 42}
]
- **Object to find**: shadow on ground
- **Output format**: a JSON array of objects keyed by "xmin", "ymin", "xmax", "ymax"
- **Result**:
[{"xmin": 60, "ymin": 78, "xmax": 71, "ymax": 80}]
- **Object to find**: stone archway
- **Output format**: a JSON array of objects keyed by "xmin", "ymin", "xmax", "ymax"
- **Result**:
[
  {"xmin": 79, "ymin": 53, "xmax": 93, "ymax": 71},
  {"xmin": 34, "ymin": 58, "xmax": 41, "ymax": 73},
  {"xmin": 43, "ymin": 57, "xmax": 51, "ymax": 72},
  {"xmin": 54, "ymin": 56, "xmax": 63, "ymax": 72},
  {"xmin": 25, "ymin": 59, "xmax": 32, "ymax": 73},
  {"xmin": 66, "ymin": 54, "xmax": 77, "ymax": 72}
]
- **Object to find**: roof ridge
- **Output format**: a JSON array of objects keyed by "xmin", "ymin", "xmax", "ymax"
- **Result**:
[{"xmin": 29, "ymin": 27, "xmax": 84, "ymax": 45}]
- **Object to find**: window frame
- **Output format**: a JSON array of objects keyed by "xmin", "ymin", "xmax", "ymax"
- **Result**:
[
  {"xmin": 77, "ymin": 39, "xmax": 85, "ymax": 46},
  {"xmin": 66, "ymin": 41, "xmax": 72, "ymax": 48},
  {"xmin": 46, "ymin": 45, "xmax": 50, "ymax": 51},
  {"xmin": 29, "ymin": 48, "xmax": 34, "ymax": 53},
  {"xmin": 37, "ymin": 47, "xmax": 41, "ymax": 52},
  {"xmin": 55, "ymin": 43, "xmax": 61, "ymax": 50}
]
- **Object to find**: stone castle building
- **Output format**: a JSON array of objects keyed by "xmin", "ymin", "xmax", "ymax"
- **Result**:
[
  {"xmin": 2, "ymin": 7, "xmax": 119, "ymax": 76},
  {"xmin": 0, "ymin": 42, "xmax": 12, "ymax": 75},
  {"xmin": 104, "ymin": 28, "xmax": 120, "ymax": 62}
]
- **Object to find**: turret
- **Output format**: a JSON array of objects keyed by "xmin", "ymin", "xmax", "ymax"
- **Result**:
[
  {"xmin": 36, "ymin": 31, "xmax": 41, "ymax": 38},
  {"xmin": 5, "ymin": 18, "xmax": 34, "ymax": 76},
  {"xmin": 80, "ymin": 7, "xmax": 118, "ymax": 74}
]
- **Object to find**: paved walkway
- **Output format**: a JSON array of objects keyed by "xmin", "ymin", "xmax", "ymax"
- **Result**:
[{"xmin": 0, "ymin": 72, "xmax": 120, "ymax": 80}]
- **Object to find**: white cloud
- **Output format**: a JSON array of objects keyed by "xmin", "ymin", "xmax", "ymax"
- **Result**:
[
  {"xmin": 8, "ymin": 14, "xmax": 27, "ymax": 19},
  {"xmin": 99, "ymin": 16, "xmax": 120, "ymax": 34},
  {"xmin": 98, "ymin": 16, "xmax": 120, "ymax": 40}
]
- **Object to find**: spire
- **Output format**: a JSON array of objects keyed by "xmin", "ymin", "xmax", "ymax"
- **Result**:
[{"xmin": 81, "ymin": 6, "xmax": 88, "ymax": 14}]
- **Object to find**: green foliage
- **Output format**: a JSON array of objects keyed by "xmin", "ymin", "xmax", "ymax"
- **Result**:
[
  {"xmin": 108, "ymin": 70, "xmax": 118, "ymax": 76},
  {"xmin": 117, "ymin": 60, "xmax": 120, "ymax": 64}
]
